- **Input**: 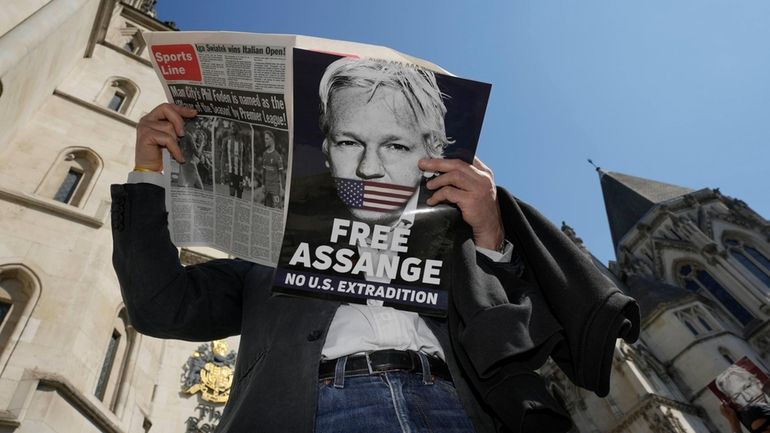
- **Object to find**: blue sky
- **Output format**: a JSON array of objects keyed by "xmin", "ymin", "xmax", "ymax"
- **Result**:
[{"xmin": 156, "ymin": 1, "xmax": 770, "ymax": 264}]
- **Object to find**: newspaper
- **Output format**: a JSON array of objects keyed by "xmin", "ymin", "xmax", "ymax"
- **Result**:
[
  {"xmin": 273, "ymin": 49, "xmax": 490, "ymax": 315},
  {"xmin": 709, "ymin": 356, "xmax": 770, "ymax": 429},
  {"xmin": 144, "ymin": 33, "xmax": 492, "ymax": 315}
]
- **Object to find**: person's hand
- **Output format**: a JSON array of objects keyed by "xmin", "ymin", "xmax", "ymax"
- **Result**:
[
  {"xmin": 135, "ymin": 103, "xmax": 197, "ymax": 171},
  {"xmin": 720, "ymin": 403, "xmax": 742, "ymax": 432},
  {"xmin": 418, "ymin": 157, "xmax": 504, "ymax": 251}
]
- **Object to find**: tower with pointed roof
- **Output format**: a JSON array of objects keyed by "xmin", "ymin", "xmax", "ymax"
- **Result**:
[{"xmin": 546, "ymin": 170, "xmax": 770, "ymax": 433}]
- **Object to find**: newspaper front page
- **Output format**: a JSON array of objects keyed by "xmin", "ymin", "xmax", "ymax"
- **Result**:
[
  {"xmin": 274, "ymin": 48, "xmax": 490, "ymax": 315},
  {"xmin": 144, "ymin": 32, "xmax": 294, "ymax": 265},
  {"xmin": 144, "ymin": 33, "xmax": 491, "ymax": 315}
]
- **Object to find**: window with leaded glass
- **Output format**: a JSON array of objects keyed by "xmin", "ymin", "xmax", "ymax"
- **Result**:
[
  {"xmin": 107, "ymin": 91, "xmax": 126, "ymax": 112},
  {"xmin": 53, "ymin": 168, "xmax": 83, "ymax": 204},
  {"xmin": 0, "ymin": 300, "xmax": 10, "ymax": 326},
  {"xmin": 725, "ymin": 238, "xmax": 770, "ymax": 288},
  {"xmin": 95, "ymin": 310, "xmax": 134, "ymax": 412},
  {"xmin": 682, "ymin": 320, "xmax": 698, "ymax": 335},
  {"xmin": 36, "ymin": 148, "xmax": 100, "ymax": 208},
  {"xmin": 678, "ymin": 263, "xmax": 754, "ymax": 326},
  {"xmin": 674, "ymin": 306, "xmax": 719, "ymax": 336},
  {"xmin": 98, "ymin": 78, "xmax": 138, "ymax": 115},
  {"xmin": 95, "ymin": 330, "xmax": 121, "ymax": 401}
]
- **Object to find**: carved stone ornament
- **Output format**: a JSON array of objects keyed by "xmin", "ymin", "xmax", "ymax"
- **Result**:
[
  {"xmin": 752, "ymin": 330, "xmax": 770, "ymax": 357},
  {"xmin": 182, "ymin": 340, "xmax": 237, "ymax": 403},
  {"xmin": 643, "ymin": 408, "xmax": 686, "ymax": 433}
]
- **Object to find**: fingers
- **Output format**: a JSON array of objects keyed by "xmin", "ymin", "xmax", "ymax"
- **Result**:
[
  {"xmin": 426, "ymin": 185, "xmax": 469, "ymax": 207},
  {"xmin": 419, "ymin": 157, "xmax": 503, "ymax": 250},
  {"xmin": 472, "ymin": 157, "xmax": 493, "ymax": 176},
  {"xmin": 136, "ymin": 104, "xmax": 197, "ymax": 169},
  {"xmin": 419, "ymin": 158, "xmax": 469, "ymax": 174},
  {"xmin": 421, "ymin": 158, "xmax": 494, "ymax": 194},
  {"xmin": 143, "ymin": 103, "xmax": 197, "ymax": 136},
  {"xmin": 143, "ymin": 128, "xmax": 185, "ymax": 163},
  {"xmin": 425, "ymin": 167, "xmax": 490, "ymax": 192},
  {"xmin": 144, "ymin": 119, "xmax": 179, "ymax": 138}
]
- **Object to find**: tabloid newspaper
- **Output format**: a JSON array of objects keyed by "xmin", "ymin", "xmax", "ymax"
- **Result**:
[
  {"xmin": 708, "ymin": 356, "xmax": 770, "ymax": 429},
  {"xmin": 144, "ymin": 32, "xmax": 491, "ymax": 315}
]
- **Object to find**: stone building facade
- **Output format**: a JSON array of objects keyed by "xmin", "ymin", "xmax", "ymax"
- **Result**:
[
  {"xmin": 544, "ymin": 171, "xmax": 770, "ymax": 433},
  {"xmin": 2, "ymin": 1, "xmax": 769, "ymax": 433},
  {"xmin": 0, "ymin": 1, "xmax": 235, "ymax": 432}
]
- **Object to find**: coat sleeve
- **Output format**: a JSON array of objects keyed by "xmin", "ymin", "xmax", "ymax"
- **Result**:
[
  {"xmin": 446, "ymin": 187, "xmax": 640, "ymax": 433},
  {"xmin": 496, "ymin": 187, "xmax": 641, "ymax": 396},
  {"xmin": 447, "ymin": 235, "xmax": 573, "ymax": 433},
  {"xmin": 111, "ymin": 182, "xmax": 255, "ymax": 341}
]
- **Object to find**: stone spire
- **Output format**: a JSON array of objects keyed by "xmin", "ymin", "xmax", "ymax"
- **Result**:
[{"xmin": 598, "ymin": 170, "xmax": 694, "ymax": 251}]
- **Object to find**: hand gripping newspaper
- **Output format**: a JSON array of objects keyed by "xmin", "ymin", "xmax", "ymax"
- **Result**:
[
  {"xmin": 709, "ymin": 356, "xmax": 770, "ymax": 432},
  {"xmin": 144, "ymin": 32, "xmax": 491, "ymax": 316}
]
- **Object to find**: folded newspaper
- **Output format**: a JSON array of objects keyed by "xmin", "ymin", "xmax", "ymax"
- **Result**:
[{"xmin": 144, "ymin": 32, "xmax": 491, "ymax": 315}]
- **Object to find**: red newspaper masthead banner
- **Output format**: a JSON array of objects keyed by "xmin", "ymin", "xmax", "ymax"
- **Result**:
[{"xmin": 151, "ymin": 44, "xmax": 201, "ymax": 81}]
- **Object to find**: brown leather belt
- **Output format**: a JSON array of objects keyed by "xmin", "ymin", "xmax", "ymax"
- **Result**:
[{"xmin": 319, "ymin": 350, "xmax": 451, "ymax": 381}]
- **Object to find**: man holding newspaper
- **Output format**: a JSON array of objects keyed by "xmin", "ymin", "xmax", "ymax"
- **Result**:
[{"xmin": 112, "ymin": 38, "xmax": 638, "ymax": 433}]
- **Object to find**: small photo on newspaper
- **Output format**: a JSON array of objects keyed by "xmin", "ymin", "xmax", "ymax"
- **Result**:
[
  {"xmin": 273, "ymin": 48, "xmax": 491, "ymax": 316},
  {"xmin": 709, "ymin": 356, "xmax": 770, "ymax": 429}
]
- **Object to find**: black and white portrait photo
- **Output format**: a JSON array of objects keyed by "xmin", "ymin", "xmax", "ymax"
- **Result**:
[
  {"xmin": 711, "ymin": 357, "xmax": 770, "ymax": 409},
  {"xmin": 273, "ymin": 49, "xmax": 491, "ymax": 314}
]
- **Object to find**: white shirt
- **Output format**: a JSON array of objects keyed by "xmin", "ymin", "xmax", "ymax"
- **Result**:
[{"xmin": 127, "ymin": 171, "xmax": 512, "ymax": 360}]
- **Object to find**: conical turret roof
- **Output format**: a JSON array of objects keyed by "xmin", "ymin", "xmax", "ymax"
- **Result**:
[{"xmin": 600, "ymin": 171, "xmax": 693, "ymax": 251}]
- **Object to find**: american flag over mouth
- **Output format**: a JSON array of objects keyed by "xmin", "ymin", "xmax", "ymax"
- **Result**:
[{"xmin": 334, "ymin": 178, "xmax": 417, "ymax": 212}]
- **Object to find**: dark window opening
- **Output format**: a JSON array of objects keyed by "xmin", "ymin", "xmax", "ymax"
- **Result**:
[
  {"xmin": 107, "ymin": 92, "xmax": 126, "ymax": 112},
  {"xmin": 53, "ymin": 169, "xmax": 83, "ymax": 203},
  {"xmin": 725, "ymin": 239, "xmax": 770, "ymax": 288},
  {"xmin": 698, "ymin": 316, "xmax": 713, "ymax": 331},
  {"xmin": 747, "ymin": 246, "xmax": 770, "ymax": 271},
  {"xmin": 0, "ymin": 300, "xmax": 11, "ymax": 325},
  {"xmin": 679, "ymin": 264, "xmax": 754, "ymax": 326},
  {"xmin": 95, "ymin": 330, "xmax": 121, "ymax": 401},
  {"xmin": 683, "ymin": 320, "xmax": 698, "ymax": 336}
]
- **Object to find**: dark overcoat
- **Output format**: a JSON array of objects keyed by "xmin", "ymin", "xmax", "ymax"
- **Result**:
[{"xmin": 111, "ymin": 182, "xmax": 639, "ymax": 433}]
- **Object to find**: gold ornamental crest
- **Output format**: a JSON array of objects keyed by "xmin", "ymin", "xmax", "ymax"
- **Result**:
[{"xmin": 182, "ymin": 340, "xmax": 237, "ymax": 403}]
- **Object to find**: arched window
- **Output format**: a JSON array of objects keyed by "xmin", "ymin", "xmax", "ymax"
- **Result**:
[
  {"xmin": 0, "ymin": 264, "xmax": 41, "ymax": 370},
  {"xmin": 725, "ymin": 238, "xmax": 770, "ymax": 288},
  {"xmin": 674, "ymin": 306, "xmax": 718, "ymax": 336},
  {"xmin": 96, "ymin": 77, "xmax": 139, "ymax": 115},
  {"xmin": 719, "ymin": 347, "xmax": 735, "ymax": 365},
  {"xmin": 678, "ymin": 263, "xmax": 754, "ymax": 326},
  {"xmin": 118, "ymin": 23, "xmax": 146, "ymax": 56},
  {"xmin": 95, "ymin": 308, "xmax": 136, "ymax": 412},
  {"xmin": 36, "ymin": 147, "xmax": 102, "ymax": 207}
]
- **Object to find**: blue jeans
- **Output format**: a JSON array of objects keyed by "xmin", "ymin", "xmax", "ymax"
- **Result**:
[{"xmin": 315, "ymin": 358, "xmax": 476, "ymax": 433}]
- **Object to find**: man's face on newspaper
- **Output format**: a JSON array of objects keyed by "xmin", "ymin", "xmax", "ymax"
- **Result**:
[
  {"xmin": 325, "ymin": 86, "xmax": 427, "ymax": 225},
  {"xmin": 719, "ymin": 367, "xmax": 765, "ymax": 407},
  {"xmin": 265, "ymin": 131, "xmax": 275, "ymax": 151}
]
